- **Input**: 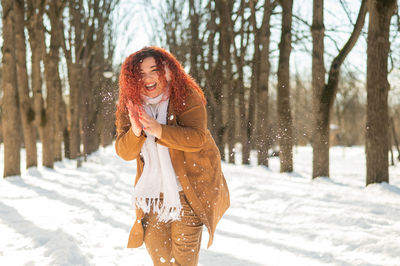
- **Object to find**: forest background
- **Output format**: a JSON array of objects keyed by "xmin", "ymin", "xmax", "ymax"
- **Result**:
[{"xmin": 1, "ymin": 0, "xmax": 400, "ymax": 185}]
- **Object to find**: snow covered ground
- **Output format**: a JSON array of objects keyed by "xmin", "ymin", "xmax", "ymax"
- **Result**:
[{"xmin": 1, "ymin": 144, "xmax": 400, "ymax": 266}]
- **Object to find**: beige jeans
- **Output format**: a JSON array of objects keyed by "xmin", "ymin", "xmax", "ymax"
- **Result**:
[{"xmin": 142, "ymin": 192, "xmax": 203, "ymax": 266}]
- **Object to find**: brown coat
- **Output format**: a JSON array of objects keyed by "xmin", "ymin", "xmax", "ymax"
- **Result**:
[{"xmin": 115, "ymin": 90, "xmax": 230, "ymax": 248}]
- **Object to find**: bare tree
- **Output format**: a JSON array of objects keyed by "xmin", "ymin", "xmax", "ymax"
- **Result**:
[
  {"xmin": 61, "ymin": 0, "xmax": 83, "ymax": 159},
  {"xmin": 15, "ymin": 0, "xmax": 38, "ymax": 168},
  {"xmin": 312, "ymin": 0, "xmax": 368, "ymax": 178},
  {"xmin": 41, "ymin": 0, "xmax": 66, "ymax": 168},
  {"xmin": 82, "ymin": 0, "xmax": 119, "ymax": 155},
  {"xmin": 366, "ymin": 0, "xmax": 397, "ymax": 185},
  {"xmin": 311, "ymin": 0, "xmax": 325, "ymax": 176},
  {"xmin": 27, "ymin": 0, "xmax": 46, "ymax": 152},
  {"xmin": 188, "ymin": 0, "xmax": 201, "ymax": 81},
  {"xmin": 230, "ymin": 0, "xmax": 252, "ymax": 164},
  {"xmin": 250, "ymin": 0, "xmax": 277, "ymax": 167},
  {"xmin": 163, "ymin": 0, "xmax": 189, "ymax": 65},
  {"xmin": 196, "ymin": 1, "xmax": 227, "ymax": 158},
  {"xmin": 277, "ymin": 0, "xmax": 293, "ymax": 172},
  {"xmin": 2, "ymin": 0, "xmax": 21, "ymax": 177},
  {"xmin": 1, "ymin": 0, "xmax": 119, "ymax": 171},
  {"xmin": 215, "ymin": 0, "xmax": 234, "ymax": 162}
]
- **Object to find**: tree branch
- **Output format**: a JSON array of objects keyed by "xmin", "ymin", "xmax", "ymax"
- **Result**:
[{"xmin": 322, "ymin": 0, "xmax": 368, "ymax": 108}]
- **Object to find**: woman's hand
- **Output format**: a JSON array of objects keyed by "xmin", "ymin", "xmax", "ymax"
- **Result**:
[
  {"xmin": 126, "ymin": 101, "xmax": 143, "ymax": 137},
  {"xmin": 139, "ymin": 110, "xmax": 162, "ymax": 139}
]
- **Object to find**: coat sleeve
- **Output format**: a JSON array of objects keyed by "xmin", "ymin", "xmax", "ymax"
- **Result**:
[
  {"xmin": 115, "ymin": 111, "xmax": 146, "ymax": 161},
  {"xmin": 157, "ymin": 91, "xmax": 207, "ymax": 152}
]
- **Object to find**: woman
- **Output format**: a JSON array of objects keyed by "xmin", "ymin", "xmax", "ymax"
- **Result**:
[{"xmin": 115, "ymin": 46, "xmax": 230, "ymax": 266}]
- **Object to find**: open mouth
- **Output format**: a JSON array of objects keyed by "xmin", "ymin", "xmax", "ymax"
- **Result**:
[{"xmin": 145, "ymin": 82, "xmax": 157, "ymax": 91}]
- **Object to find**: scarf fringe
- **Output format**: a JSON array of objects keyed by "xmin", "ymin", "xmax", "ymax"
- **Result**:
[
  {"xmin": 133, "ymin": 196, "xmax": 182, "ymax": 223},
  {"xmin": 132, "ymin": 95, "xmax": 182, "ymax": 223}
]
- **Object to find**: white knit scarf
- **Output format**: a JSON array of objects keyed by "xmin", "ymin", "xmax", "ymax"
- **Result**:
[{"xmin": 132, "ymin": 93, "xmax": 182, "ymax": 222}]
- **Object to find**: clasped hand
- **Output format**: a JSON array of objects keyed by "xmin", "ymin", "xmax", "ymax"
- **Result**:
[{"xmin": 126, "ymin": 100, "xmax": 162, "ymax": 139}]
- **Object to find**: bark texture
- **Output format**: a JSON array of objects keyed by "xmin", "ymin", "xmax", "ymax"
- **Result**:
[
  {"xmin": 27, "ymin": 0, "xmax": 45, "ymax": 150},
  {"xmin": 42, "ymin": 0, "xmax": 65, "ymax": 168},
  {"xmin": 2, "ymin": 0, "xmax": 21, "ymax": 177},
  {"xmin": 277, "ymin": 0, "xmax": 293, "ymax": 172},
  {"xmin": 15, "ymin": 0, "xmax": 38, "ymax": 168},
  {"xmin": 62, "ymin": 0, "xmax": 83, "ymax": 159},
  {"xmin": 215, "ymin": 0, "xmax": 235, "ymax": 163},
  {"xmin": 311, "ymin": 0, "xmax": 326, "ymax": 178},
  {"xmin": 366, "ymin": 0, "xmax": 397, "ymax": 185}
]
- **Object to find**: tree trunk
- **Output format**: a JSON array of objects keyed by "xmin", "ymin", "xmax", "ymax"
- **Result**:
[
  {"xmin": 66, "ymin": 67, "xmax": 81, "ymax": 159},
  {"xmin": 42, "ymin": 55, "xmax": 56, "ymax": 168},
  {"xmin": 200, "ymin": 6, "xmax": 225, "ymax": 160},
  {"xmin": 42, "ymin": 1, "xmax": 65, "ymax": 168},
  {"xmin": 277, "ymin": 0, "xmax": 293, "ymax": 172},
  {"xmin": 86, "ymin": 80, "xmax": 100, "ymax": 155},
  {"xmin": 312, "ymin": 0, "xmax": 368, "ymax": 178},
  {"xmin": 255, "ymin": 0, "xmax": 275, "ymax": 167},
  {"xmin": 2, "ymin": 0, "xmax": 21, "ymax": 177},
  {"xmin": 236, "ymin": 2, "xmax": 251, "ymax": 165},
  {"xmin": 214, "ymin": 0, "xmax": 248, "ymax": 164},
  {"xmin": 366, "ymin": 0, "xmax": 396, "ymax": 185},
  {"xmin": 62, "ymin": 98, "xmax": 71, "ymax": 158},
  {"xmin": 311, "ymin": 0, "xmax": 327, "ymax": 178},
  {"xmin": 225, "ymin": 52, "xmax": 235, "ymax": 164},
  {"xmin": 15, "ymin": 0, "xmax": 38, "ymax": 168},
  {"xmin": 189, "ymin": 0, "xmax": 200, "ymax": 81},
  {"xmin": 240, "ymin": 85, "xmax": 250, "ymax": 164},
  {"xmin": 212, "ymin": 50, "xmax": 225, "ymax": 160},
  {"xmin": 27, "ymin": 0, "xmax": 45, "ymax": 152},
  {"xmin": 50, "ymin": 1, "xmax": 66, "ymax": 162},
  {"xmin": 227, "ymin": 88, "xmax": 236, "ymax": 164},
  {"xmin": 82, "ymin": 64, "xmax": 92, "ymax": 157},
  {"xmin": 258, "ymin": 88, "xmax": 270, "ymax": 166},
  {"xmin": 62, "ymin": 0, "xmax": 83, "ymax": 159},
  {"xmin": 54, "ymin": 76, "xmax": 64, "ymax": 161},
  {"xmin": 248, "ymin": 0, "xmax": 260, "ymax": 165},
  {"xmin": 215, "ymin": 0, "xmax": 234, "ymax": 163}
]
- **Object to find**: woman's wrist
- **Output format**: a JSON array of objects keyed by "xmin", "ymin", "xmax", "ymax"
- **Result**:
[{"xmin": 154, "ymin": 124, "xmax": 162, "ymax": 139}]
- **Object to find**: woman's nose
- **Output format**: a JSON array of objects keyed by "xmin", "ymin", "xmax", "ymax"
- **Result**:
[{"xmin": 143, "ymin": 72, "xmax": 153, "ymax": 81}]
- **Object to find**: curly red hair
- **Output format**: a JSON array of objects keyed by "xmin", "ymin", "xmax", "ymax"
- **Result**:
[{"xmin": 116, "ymin": 46, "xmax": 206, "ymax": 119}]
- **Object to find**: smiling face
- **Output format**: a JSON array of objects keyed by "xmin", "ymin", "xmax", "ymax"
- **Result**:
[{"xmin": 139, "ymin": 57, "xmax": 164, "ymax": 98}]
